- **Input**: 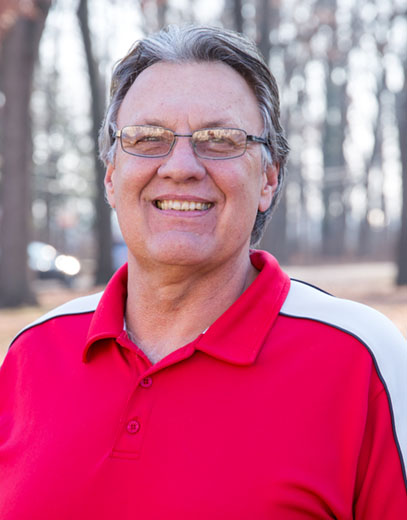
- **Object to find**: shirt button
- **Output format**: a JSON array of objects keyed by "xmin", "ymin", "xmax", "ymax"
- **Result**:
[
  {"xmin": 126, "ymin": 419, "xmax": 140, "ymax": 434},
  {"xmin": 140, "ymin": 376, "xmax": 153, "ymax": 388}
]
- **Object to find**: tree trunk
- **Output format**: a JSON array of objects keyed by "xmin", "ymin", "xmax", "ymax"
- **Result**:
[
  {"xmin": 157, "ymin": 0, "xmax": 167, "ymax": 29},
  {"xmin": 321, "ymin": 62, "xmax": 347, "ymax": 257},
  {"xmin": 0, "ymin": 1, "xmax": 51, "ymax": 307},
  {"xmin": 232, "ymin": 0, "xmax": 243, "ymax": 33},
  {"xmin": 77, "ymin": 0, "xmax": 113, "ymax": 285},
  {"xmin": 223, "ymin": 0, "xmax": 244, "ymax": 33},
  {"xmin": 255, "ymin": 0, "xmax": 291, "ymax": 262},
  {"xmin": 356, "ymin": 73, "xmax": 385, "ymax": 258},
  {"xmin": 396, "ymin": 56, "xmax": 407, "ymax": 285},
  {"xmin": 260, "ymin": 193, "xmax": 289, "ymax": 263}
]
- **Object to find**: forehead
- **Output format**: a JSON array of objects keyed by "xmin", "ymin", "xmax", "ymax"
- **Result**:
[{"xmin": 117, "ymin": 61, "xmax": 263, "ymax": 130}]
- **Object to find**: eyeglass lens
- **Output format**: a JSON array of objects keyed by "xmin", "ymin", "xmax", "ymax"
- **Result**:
[
  {"xmin": 121, "ymin": 126, "xmax": 173, "ymax": 157},
  {"xmin": 119, "ymin": 126, "xmax": 248, "ymax": 159},
  {"xmin": 193, "ymin": 128, "xmax": 246, "ymax": 158}
]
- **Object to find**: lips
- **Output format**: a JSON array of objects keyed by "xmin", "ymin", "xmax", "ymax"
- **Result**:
[{"xmin": 154, "ymin": 199, "xmax": 213, "ymax": 211}]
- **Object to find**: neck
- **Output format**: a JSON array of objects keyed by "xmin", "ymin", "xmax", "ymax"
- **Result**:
[{"xmin": 125, "ymin": 250, "xmax": 258, "ymax": 363}]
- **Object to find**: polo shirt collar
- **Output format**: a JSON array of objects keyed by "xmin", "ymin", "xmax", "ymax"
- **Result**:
[
  {"xmin": 83, "ymin": 264, "xmax": 128, "ymax": 360},
  {"xmin": 83, "ymin": 250, "xmax": 290, "ymax": 365},
  {"xmin": 195, "ymin": 250, "xmax": 290, "ymax": 365}
]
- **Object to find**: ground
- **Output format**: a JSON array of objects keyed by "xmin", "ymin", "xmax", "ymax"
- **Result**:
[{"xmin": 1, "ymin": 261, "xmax": 406, "ymax": 365}]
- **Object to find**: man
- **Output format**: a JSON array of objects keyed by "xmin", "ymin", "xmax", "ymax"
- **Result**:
[{"xmin": 0, "ymin": 25, "xmax": 406, "ymax": 519}]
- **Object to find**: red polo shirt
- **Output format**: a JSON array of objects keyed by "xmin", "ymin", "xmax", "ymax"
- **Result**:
[{"xmin": 1, "ymin": 250, "xmax": 406, "ymax": 519}]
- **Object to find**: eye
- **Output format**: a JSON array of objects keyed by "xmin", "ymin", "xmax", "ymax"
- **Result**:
[
  {"xmin": 138, "ymin": 135, "xmax": 164, "ymax": 143},
  {"xmin": 209, "ymin": 130, "xmax": 242, "ymax": 147},
  {"xmin": 208, "ymin": 135, "xmax": 231, "ymax": 144},
  {"xmin": 119, "ymin": 126, "xmax": 174, "ymax": 157}
]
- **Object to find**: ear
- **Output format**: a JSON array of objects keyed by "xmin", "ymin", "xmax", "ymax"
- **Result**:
[
  {"xmin": 104, "ymin": 163, "xmax": 116, "ymax": 209},
  {"xmin": 258, "ymin": 162, "xmax": 280, "ymax": 212}
]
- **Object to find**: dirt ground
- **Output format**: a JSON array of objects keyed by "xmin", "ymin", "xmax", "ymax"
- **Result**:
[{"xmin": 0, "ymin": 261, "xmax": 406, "ymax": 365}]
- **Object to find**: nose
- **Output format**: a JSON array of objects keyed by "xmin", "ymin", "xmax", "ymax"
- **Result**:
[{"xmin": 156, "ymin": 135, "xmax": 206, "ymax": 182}]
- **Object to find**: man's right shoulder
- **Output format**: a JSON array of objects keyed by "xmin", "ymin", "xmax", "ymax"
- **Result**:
[{"xmin": 9, "ymin": 291, "xmax": 103, "ymax": 348}]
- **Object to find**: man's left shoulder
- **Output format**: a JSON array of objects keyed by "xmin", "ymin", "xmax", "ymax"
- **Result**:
[
  {"xmin": 280, "ymin": 278, "xmax": 407, "ymax": 394},
  {"xmin": 280, "ymin": 278, "xmax": 407, "ymax": 487},
  {"xmin": 281, "ymin": 279, "xmax": 406, "ymax": 349}
]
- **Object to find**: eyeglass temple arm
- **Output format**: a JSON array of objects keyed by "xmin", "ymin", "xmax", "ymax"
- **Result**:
[{"xmin": 247, "ymin": 135, "xmax": 268, "ymax": 145}]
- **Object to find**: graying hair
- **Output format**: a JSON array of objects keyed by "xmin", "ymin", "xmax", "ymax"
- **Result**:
[{"xmin": 99, "ymin": 24, "xmax": 289, "ymax": 245}]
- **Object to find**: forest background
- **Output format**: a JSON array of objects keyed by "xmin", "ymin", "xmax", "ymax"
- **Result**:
[{"xmin": 0, "ymin": 0, "xmax": 406, "ymax": 356}]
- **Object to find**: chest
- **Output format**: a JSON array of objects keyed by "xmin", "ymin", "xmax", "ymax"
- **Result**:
[{"xmin": 1, "ymin": 345, "xmax": 368, "ymax": 520}]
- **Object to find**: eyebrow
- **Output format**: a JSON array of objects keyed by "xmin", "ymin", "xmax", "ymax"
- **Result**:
[
  {"xmin": 136, "ymin": 119, "xmax": 235, "ymax": 129},
  {"xmin": 199, "ymin": 120, "xmax": 233, "ymax": 128},
  {"xmin": 141, "ymin": 119, "xmax": 167, "ymax": 127}
]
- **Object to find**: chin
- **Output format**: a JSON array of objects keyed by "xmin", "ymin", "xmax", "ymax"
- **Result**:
[{"xmin": 140, "ymin": 233, "xmax": 217, "ymax": 267}]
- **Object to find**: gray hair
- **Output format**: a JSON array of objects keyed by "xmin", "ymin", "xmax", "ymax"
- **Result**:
[{"xmin": 99, "ymin": 24, "xmax": 289, "ymax": 245}]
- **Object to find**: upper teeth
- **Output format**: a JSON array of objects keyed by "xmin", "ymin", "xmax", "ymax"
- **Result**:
[{"xmin": 156, "ymin": 200, "xmax": 212, "ymax": 211}]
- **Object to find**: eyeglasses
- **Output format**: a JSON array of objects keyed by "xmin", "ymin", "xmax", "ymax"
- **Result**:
[{"xmin": 114, "ymin": 125, "xmax": 268, "ymax": 160}]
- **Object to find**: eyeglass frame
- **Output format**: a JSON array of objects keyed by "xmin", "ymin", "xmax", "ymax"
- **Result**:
[{"xmin": 113, "ymin": 125, "xmax": 269, "ymax": 160}]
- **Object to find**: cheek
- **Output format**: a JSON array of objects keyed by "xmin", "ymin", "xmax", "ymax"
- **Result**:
[
  {"xmin": 232, "ymin": 167, "xmax": 264, "ymax": 204},
  {"xmin": 109, "ymin": 176, "xmax": 138, "ymax": 219},
  {"xmin": 216, "ymin": 162, "xmax": 262, "ymax": 207},
  {"xmin": 223, "ymin": 181, "xmax": 262, "ymax": 232},
  {"xmin": 113, "ymin": 160, "xmax": 155, "ymax": 200},
  {"xmin": 115, "ymin": 152, "xmax": 155, "ymax": 179}
]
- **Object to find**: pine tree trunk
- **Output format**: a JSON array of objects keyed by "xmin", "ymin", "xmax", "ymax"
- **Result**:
[
  {"xmin": 0, "ymin": 2, "xmax": 51, "ymax": 307},
  {"xmin": 396, "ymin": 56, "xmax": 407, "ymax": 285},
  {"xmin": 77, "ymin": 0, "xmax": 113, "ymax": 285}
]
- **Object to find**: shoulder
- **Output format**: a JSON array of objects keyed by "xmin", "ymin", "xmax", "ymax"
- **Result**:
[
  {"xmin": 10, "ymin": 291, "xmax": 103, "ymax": 347},
  {"xmin": 280, "ymin": 279, "xmax": 407, "ymax": 401},
  {"xmin": 281, "ymin": 278, "xmax": 407, "ymax": 478},
  {"xmin": 281, "ymin": 279, "xmax": 407, "ymax": 356}
]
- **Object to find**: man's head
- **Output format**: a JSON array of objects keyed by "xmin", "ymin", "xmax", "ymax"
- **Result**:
[{"xmin": 99, "ymin": 24, "xmax": 289, "ymax": 245}]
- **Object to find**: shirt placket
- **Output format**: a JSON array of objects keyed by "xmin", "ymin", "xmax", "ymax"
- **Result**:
[
  {"xmin": 110, "ymin": 336, "xmax": 197, "ymax": 459},
  {"xmin": 111, "ymin": 372, "xmax": 156, "ymax": 459}
]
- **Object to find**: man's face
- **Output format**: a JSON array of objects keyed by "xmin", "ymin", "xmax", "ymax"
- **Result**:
[{"xmin": 105, "ymin": 61, "xmax": 278, "ymax": 272}]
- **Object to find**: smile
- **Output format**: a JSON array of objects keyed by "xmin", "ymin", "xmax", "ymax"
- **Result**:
[{"xmin": 154, "ymin": 200, "xmax": 213, "ymax": 211}]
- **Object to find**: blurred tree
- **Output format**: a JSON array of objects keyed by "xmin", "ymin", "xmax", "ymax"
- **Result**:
[
  {"xmin": 257, "ymin": 0, "xmax": 273, "ymax": 58},
  {"xmin": 352, "ymin": 1, "xmax": 398, "ymax": 261},
  {"xmin": 396, "ymin": 47, "xmax": 407, "ymax": 285},
  {"xmin": 156, "ymin": 0, "xmax": 168, "ymax": 28},
  {"xmin": 255, "ymin": 0, "xmax": 291, "ymax": 263},
  {"xmin": 33, "ymin": 36, "xmax": 60, "ymax": 246},
  {"xmin": 222, "ymin": 0, "xmax": 243, "ymax": 33},
  {"xmin": 31, "ymin": 19, "xmax": 95, "ymax": 254},
  {"xmin": 140, "ymin": 0, "xmax": 169, "ymax": 31},
  {"xmin": 357, "ymin": 76, "xmax": 384, "ymax": 258},
  {"xmin": 318, "ymin": 0, "xmax": 347, "ymax": 257},
  {"xmin": 0, "ymin": 0, "xmax": 38, "ymax": 40},
  {"xmin": 232, "ymin": 0, "xmax": 243, "ymax": 33},
  {"xmin": 77, "ymin": 0, "xmax": 113, "ymax": 284},
  {"xmin": 0, "ymin": 0, "xmax": 51, "ymax": 306}
]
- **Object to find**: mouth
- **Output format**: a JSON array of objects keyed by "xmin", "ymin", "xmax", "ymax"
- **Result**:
[{"xmin": 154, "ymin": 199, "xmax": 214, "ymax": 211}]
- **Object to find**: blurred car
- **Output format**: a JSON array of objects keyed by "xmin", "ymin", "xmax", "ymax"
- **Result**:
[{"xmin": 28, "ymin": 241, "xmax": 81, "ymax": 286}]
